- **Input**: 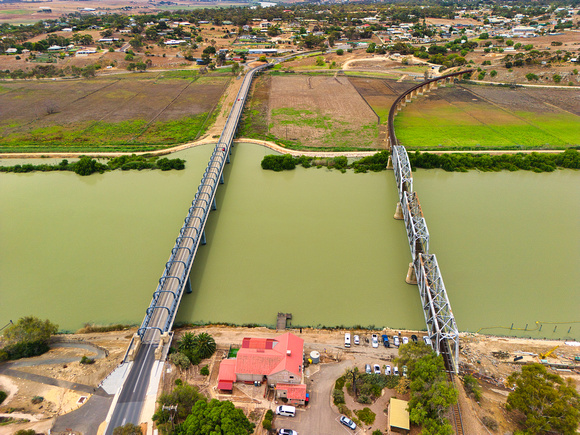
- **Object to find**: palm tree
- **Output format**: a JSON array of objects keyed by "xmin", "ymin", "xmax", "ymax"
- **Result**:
[
  {"xmin": 177, "ymin": 332, "xmax": 196, "ymax": 353},
  {"xmin": 193, "ymin": 333, "xmax": 216, "ymax": 359}
]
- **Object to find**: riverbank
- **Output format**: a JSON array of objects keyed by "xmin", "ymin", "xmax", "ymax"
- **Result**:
[
  {"xmin": 0, "ymin": 136, "xmax": 567, "ymax": 160},
  {"xmin": 0, "ymin": 325, "xmax": 578, "ymax": 434}
]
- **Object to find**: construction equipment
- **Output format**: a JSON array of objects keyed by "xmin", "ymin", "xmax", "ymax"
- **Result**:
[{"xmin": 539, "ymin": 346, "xmax": 559, "ymax": 359}]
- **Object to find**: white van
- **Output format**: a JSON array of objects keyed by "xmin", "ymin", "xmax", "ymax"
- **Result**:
[
  {"xmin": 275, "ymin": 405, "xmax": 296, "ymax": 417},
  {"xmin": 344, "ymin": 332, "xmax": 351, "ymax": 348}
]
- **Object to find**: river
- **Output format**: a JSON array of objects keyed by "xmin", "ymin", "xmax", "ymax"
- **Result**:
[{"xmin": 0, "ymin": 144, "xmax": 578, "ymax": 339}]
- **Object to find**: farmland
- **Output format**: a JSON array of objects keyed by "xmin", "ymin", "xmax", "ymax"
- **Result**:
[
  {"xmin": 0, "ymin": 72, "xmax": 230, "ymax": 153},
  {"xmin": 240, "ymin": 74, "xmax": 381, "ymax": 151},
  {"xmin": 393, "ymin": 84, "xmax": 580, "ymax": 150}
]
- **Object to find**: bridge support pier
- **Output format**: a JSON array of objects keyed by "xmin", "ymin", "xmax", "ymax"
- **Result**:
[
  {"xmin": 220, "ymin": 173, "xmax": 224, "ymax": 184},
  {"xmin": 185, "ymin": 277, "xmax": 192, "ymax": 294},
  {"xmin": 386, "ymin": 155, "xmax": 393, "ymax": 170},
  {"xmin": 212, "ymin": 197, "xmax": 217, "ymax": 210},
  {"xmin": 226, "ymin": 154, "xmax": 230, "ymax": 164},
  {"xmin": 394, "ymin": 202, "xmax": 404, "ymax": 220},
  {"xmin": 405, "ymin": 262, "xmax": 417, "ymax": 285},
  {"xmin": 127, "ymin": 334, "xmax": 141, "ymax": 362},
  {"xmin": 201, "ymin": 230, "xmax": 206, "ymax": 245}
]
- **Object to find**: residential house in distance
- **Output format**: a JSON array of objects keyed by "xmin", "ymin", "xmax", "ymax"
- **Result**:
[{"xmin": 218, "ymin": 332, "xmax": 307, "ymax": 405}]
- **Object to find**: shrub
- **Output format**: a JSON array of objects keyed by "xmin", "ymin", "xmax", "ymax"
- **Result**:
[
  {"xmin": 357, "ymin": 394, "xmax": 372, "ymax": 404},
  {"xmin": 0, "ymin": 390, "xmax": 7, "ymax": 405},
  {"xmin": 80, "ymin": 356, "xmax": 95, "ymax": 365},
  {"xmin": 482, "ymin": 415, "xmax": 498, "ymax": 431},
  {"xmin": 15, "ymin": 431, "xmax": 36, "ymax": 435},
  {"xmin": 335, "ymin": 375, "xmax": 346, "ymax": 391},
  {"xmin": 463, "ymin": 374, "xmax": 482, "ymax": 401},
  {"xmin": 333, "ymin": 388, "xmax": 345, "ymax": 405},
  {"xmin": 355, "ymin": 407, "xmax": 376, "ymax": 424},
  {"xmin": 168, "ymin": 352, "xmax": 191, "ymax": 370},
  {"xmin": 338, "ymin": 403, "xmax": 352, "ymax": 417},
  {"xmin": 31, "ymin": 396, "xmax": 44, "ymax": 404},
  {"xmin": 372, "ymin": 431, "xmax": 383, "ymax": 435},
  {"xmin": 262, "ymin": 409, "xmax": 274, "ymax": 431},
  {"xmin": 336, "ymin": 49, "xmax": 344, "ymax": 55},
  {"xmin": 200, "ymin": 365, "xmax": 210, "ymax": 376},
  {"xmin": 175, "ymin": 378, "xmax": 183, "ymax": 386}
]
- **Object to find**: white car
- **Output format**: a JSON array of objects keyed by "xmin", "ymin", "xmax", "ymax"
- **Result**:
[
  {"xmin": 403, "ymin": 365, "xmax": 408, "ymax": 377},
  {"xmin": 402, "ymin": 336, "xmax": 409, "ymax": 345},
  {"xmin": 385, "ymin": 365, "xmax": 391, "ymax": 375},
  {"xmin": 373, "ymin": 364, "xmax": 381, "ymax": 374},
  {"xmin": 423, "ymin": 336, "xmax": 433, "ymax": 347},
  {"xmin": 340, "ymin": 415, "xmax": 357, "ymax": 430},
  {"xmin": 353, "ymin": 335, "xmax": 360, "ymax": 345},
  {"xmin": 278, "ymin": 430, "xmax": 298, "ymax": 435},
  {"xmin": 394, "ymin": 366, "xmax": 399, "ymax": 376},
  {"xmin": 394, "ymin": 336, "xmax": 400, "ymax": 347},
  {"xmin": 371, "ymin": 334, "xmax": 379, "ymax": 348}
]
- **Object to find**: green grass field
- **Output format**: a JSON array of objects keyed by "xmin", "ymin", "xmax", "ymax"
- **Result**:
[{"xmin": 394, "ymin": 100, "xmax": 580, "ymax": 150}]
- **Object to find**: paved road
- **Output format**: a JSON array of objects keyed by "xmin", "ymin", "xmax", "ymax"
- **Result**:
[
  {"xmin": 52, "ymin": 394, "xmax": 113, "ymax": 435},
  {"xmin": 105, "ymin": 344, "xmax": 156, "ymax": 434}
]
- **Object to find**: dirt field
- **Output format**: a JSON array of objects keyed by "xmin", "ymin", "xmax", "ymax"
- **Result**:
[
  {"xmin": 0, "ymin": 72, "xmax": 230, "ymax": 152},
  {"xmin": 0, "ymin": 326, "xmax": 578, "ymax": 434},
  {"xmin": 250, "ymin": 74, "xmax": 381, "ymax": 149},
  {"xmin": 393, "ymin": 83, "xmax": 580, "ymax": 150}
]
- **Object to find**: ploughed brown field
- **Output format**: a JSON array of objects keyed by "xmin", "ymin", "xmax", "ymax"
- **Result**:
[{"xmin": 0, "ymin": 72, "xmax": 230, "ymax": 152}]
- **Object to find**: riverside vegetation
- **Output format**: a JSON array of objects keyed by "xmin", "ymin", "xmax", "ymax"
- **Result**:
[
  {"xmin": 261, "ymin": 149, "xmax": 579, "ymax": 174},
  {"xmin": 0, "ymin": 154, "xmax": 185, "ymax": 176}
]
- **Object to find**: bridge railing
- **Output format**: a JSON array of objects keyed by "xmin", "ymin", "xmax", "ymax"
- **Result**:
[{"xmin": 138, "ymin": 63, "xmax": 271, "ymax": 340}]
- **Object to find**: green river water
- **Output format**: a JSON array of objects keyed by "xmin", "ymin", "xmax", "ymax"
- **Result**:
[{"xmin": 0, "ymin": 144, "xmax": 578, "ymax": 339}]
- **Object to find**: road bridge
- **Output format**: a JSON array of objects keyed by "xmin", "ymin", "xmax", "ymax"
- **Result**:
[
  {"xmin": 387, "ymin": 69, "xmax": 473, "ymax": 435},
  {"xmin": 103, "ymin": 61, "xmax": 271, "ymax": 434}
]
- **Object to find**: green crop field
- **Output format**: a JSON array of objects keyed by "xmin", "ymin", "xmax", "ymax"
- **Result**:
[{"xmin": 394, "ymin": 94, "xmax": 580, "ymax": 150}]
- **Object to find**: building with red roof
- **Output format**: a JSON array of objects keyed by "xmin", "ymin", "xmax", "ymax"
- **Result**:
[
  {"xmin": 276, "ymin": 383, "xmax": 307, "ymax": 406},
  {"xmin": 217, "ymin": 332, "xmax": 305, "ymax": 392}
]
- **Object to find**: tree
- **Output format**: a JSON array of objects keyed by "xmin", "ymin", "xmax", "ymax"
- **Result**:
[
  {"xmin": 336, "ymin": 49, "xmax": 344, "ymax": 55},
  {"xmin": 153, "ymin": 383, "xmax": 204, "ymax": 429},
  {"xmin": 231, "ymin": 62, "xmax": 240, "ymax": 75},
  {"xmin": 192, "ymin": 333, "xmax": 216, "ymax": 359},
  {"xmin": 3, "ymin": 316, "xmax": 58, "ymax": 345},
  {"xmin": 113, "ymin": 423, "xmax": 142, "ymax": 435},
  {"xmin": 408, "ymin": 353, "xmax": 457, "ymax": 435},
  {"xmin": 178, "ymin": 399, "xmax": 254, "ymax": 435},
  {"xmin": 395, "ymin": 341, "xmax": 433, "ymax": 374},
  {"xmin": 507, "ymin": 363, "xmax": 580, "ymax": 435}
]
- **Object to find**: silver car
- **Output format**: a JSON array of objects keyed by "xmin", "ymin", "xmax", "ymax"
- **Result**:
[{"xmin": 340, "ymin": 415, "xmax": 357, "ymax": 430}]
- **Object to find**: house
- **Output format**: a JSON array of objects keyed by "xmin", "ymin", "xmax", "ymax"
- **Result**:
[
  {"xmin": 218, "ymin": 332, "xmax": 305, "ymax": 392},
  {"xmin": 388, "ymin": 398, "xmax": 410, "ymax": 434}
]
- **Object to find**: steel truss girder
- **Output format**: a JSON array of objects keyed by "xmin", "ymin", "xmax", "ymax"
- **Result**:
[
  {"xmin": 402, "ymin": 191, "xmax": 430, "ymax": 260},
  {"xmin": 415, "ymin": 254, "xmax": 459, "ymax": 373},
  {"xmin": 392, "ymin": 146, "xmax": 413, "ymax": 202}
]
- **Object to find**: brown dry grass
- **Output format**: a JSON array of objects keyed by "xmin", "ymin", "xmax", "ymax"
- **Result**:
[{"xmin": 267, "ymin": 75, "xmax": 380, "ymax": 149}]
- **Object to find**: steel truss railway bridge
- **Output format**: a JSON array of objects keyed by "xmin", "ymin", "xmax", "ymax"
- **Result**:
[{"xmin": 387, "ymin": 69, "xmax": 473, "ymax": 435}]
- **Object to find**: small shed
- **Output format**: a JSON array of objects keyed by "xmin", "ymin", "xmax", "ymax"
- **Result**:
[
  {"xmin": 388, "ymin": 398, "xmax": 410, "ymax": 434},
  {"xmin": 217, "ymin": 359, "xmax": 236, "ymax": 392},
  {"xmin": 275, "ymin": 383, "xmax": 306, "ymax": 406}
]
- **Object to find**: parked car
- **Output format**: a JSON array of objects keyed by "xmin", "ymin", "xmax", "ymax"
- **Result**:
[
  {"xmin": 402, "ymin": 336, "xmax": 409, "ymax": 345},
  {"xmin": 394, "ymin": 366, "xmax": 399, "ymax": 376},
  {"xmin": 371, "ymin": 334, "xmax": 379, "ymax": 348},
  {"xmin": 423, "ymin": 336, "xmax": 432, "ymax": 347},
  {"xmin": 385, "ymin": 365, "xmax": 391, "ymax": 375},
  {"xmin": 365, "ymin": 364, "xmax": 371, "ymax": 374},
  {"xmin": 411, "ymin": 334, "xmax": 418, "ymax": 343},
  {"xmin": 276, "ymin": 405, "xmax": 296, "ymax": 417},
  {"xmin": 353, "ymin": 335, "xmax": 360, "ymax": 345},
  {"xmin": 340, "ymin": 415, "xmax": 357, "ymax": 430},
  {"xmin": 393, "ymin": 336, "xmax": 400, "ymax": 347},
  {"xmin": 373, "ymin": 364, "xmax": 381, "ymax": 374},
  {"xmin": 403, "ymin": 365, "xmax": 408, "ymax": 377},
  {"xmin": 278, "ymin": 430, "xmax": 297, "ymax": 435},
  {"xmin": 382, "ymin": 334, "xmax": 390, "ymax": 348}
]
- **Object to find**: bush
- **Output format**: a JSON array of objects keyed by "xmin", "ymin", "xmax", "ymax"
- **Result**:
[
  {"xmin": 372, "ymin": 431, "xmax": 383, "ymax": 435},
  {"xmin": 175, "ymin": 378, "xmax": 183, "ymax": 386},
  {"xmin": 335, "ymin": 375, "xmax": 346, "ymax": 391},
  {"xmin": 338, "ymin": 403, "xmax": 352, "ymax": 417},
  {"xmin": 357, "ymin": 394, "xmax": 372, "ymax": 404},
  {"xmin": 31, "ymin": 396, "xmax": 44, "ymax": 404},
  {"xmin": 0, "ymin": 390, "xmax": 7, "ymax": 405},
  {"xmin": 336, "ymin": 49, "xmax": 344, "ymax": 55},
  {"xmin": 80, "ymin": 355, "xmax": 95, "ymax": 365},
  {"xmin": 463, "ymin": 374, "xmax": 482, "ymax": 401},
  {"xmin": 482, "ymin": 415, "xmax": 498, "ymax": 431},
  {"xmin": 15, "ymin": 431, "xmax": 36, "ymax": 435},
  {"xmin": 168, "ymin": 352, "xmax": 191, "ymax": 370},
  {"xmin": 355, "ymin": 407, "xmax": 376, "ymax": 424},
  {"xmin": 333, "ymin": 388, "xmax": 345, "ymax": 405},
  {"xmin": 262, "ymin": 408, "xmax": 274, "ymax": 431},
  {"xmin": 200, "ymin": 365, "xmax": 210, "ymax": 376}
]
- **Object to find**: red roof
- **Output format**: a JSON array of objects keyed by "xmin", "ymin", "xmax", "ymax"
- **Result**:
[
  {"xmin": 276, "ymin": 383, "xmax": 307, "ymax": 400},
  {"xmin": 218, "ymin": 380, "xmax": 233, "ymax": 391},
  {"xmin": 218, "ymin": 359, "xmax": 236, "ymax": 383},
  {"xmin": 235, "ymin": 332, "xmax": 304, "ymax": 378}
]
